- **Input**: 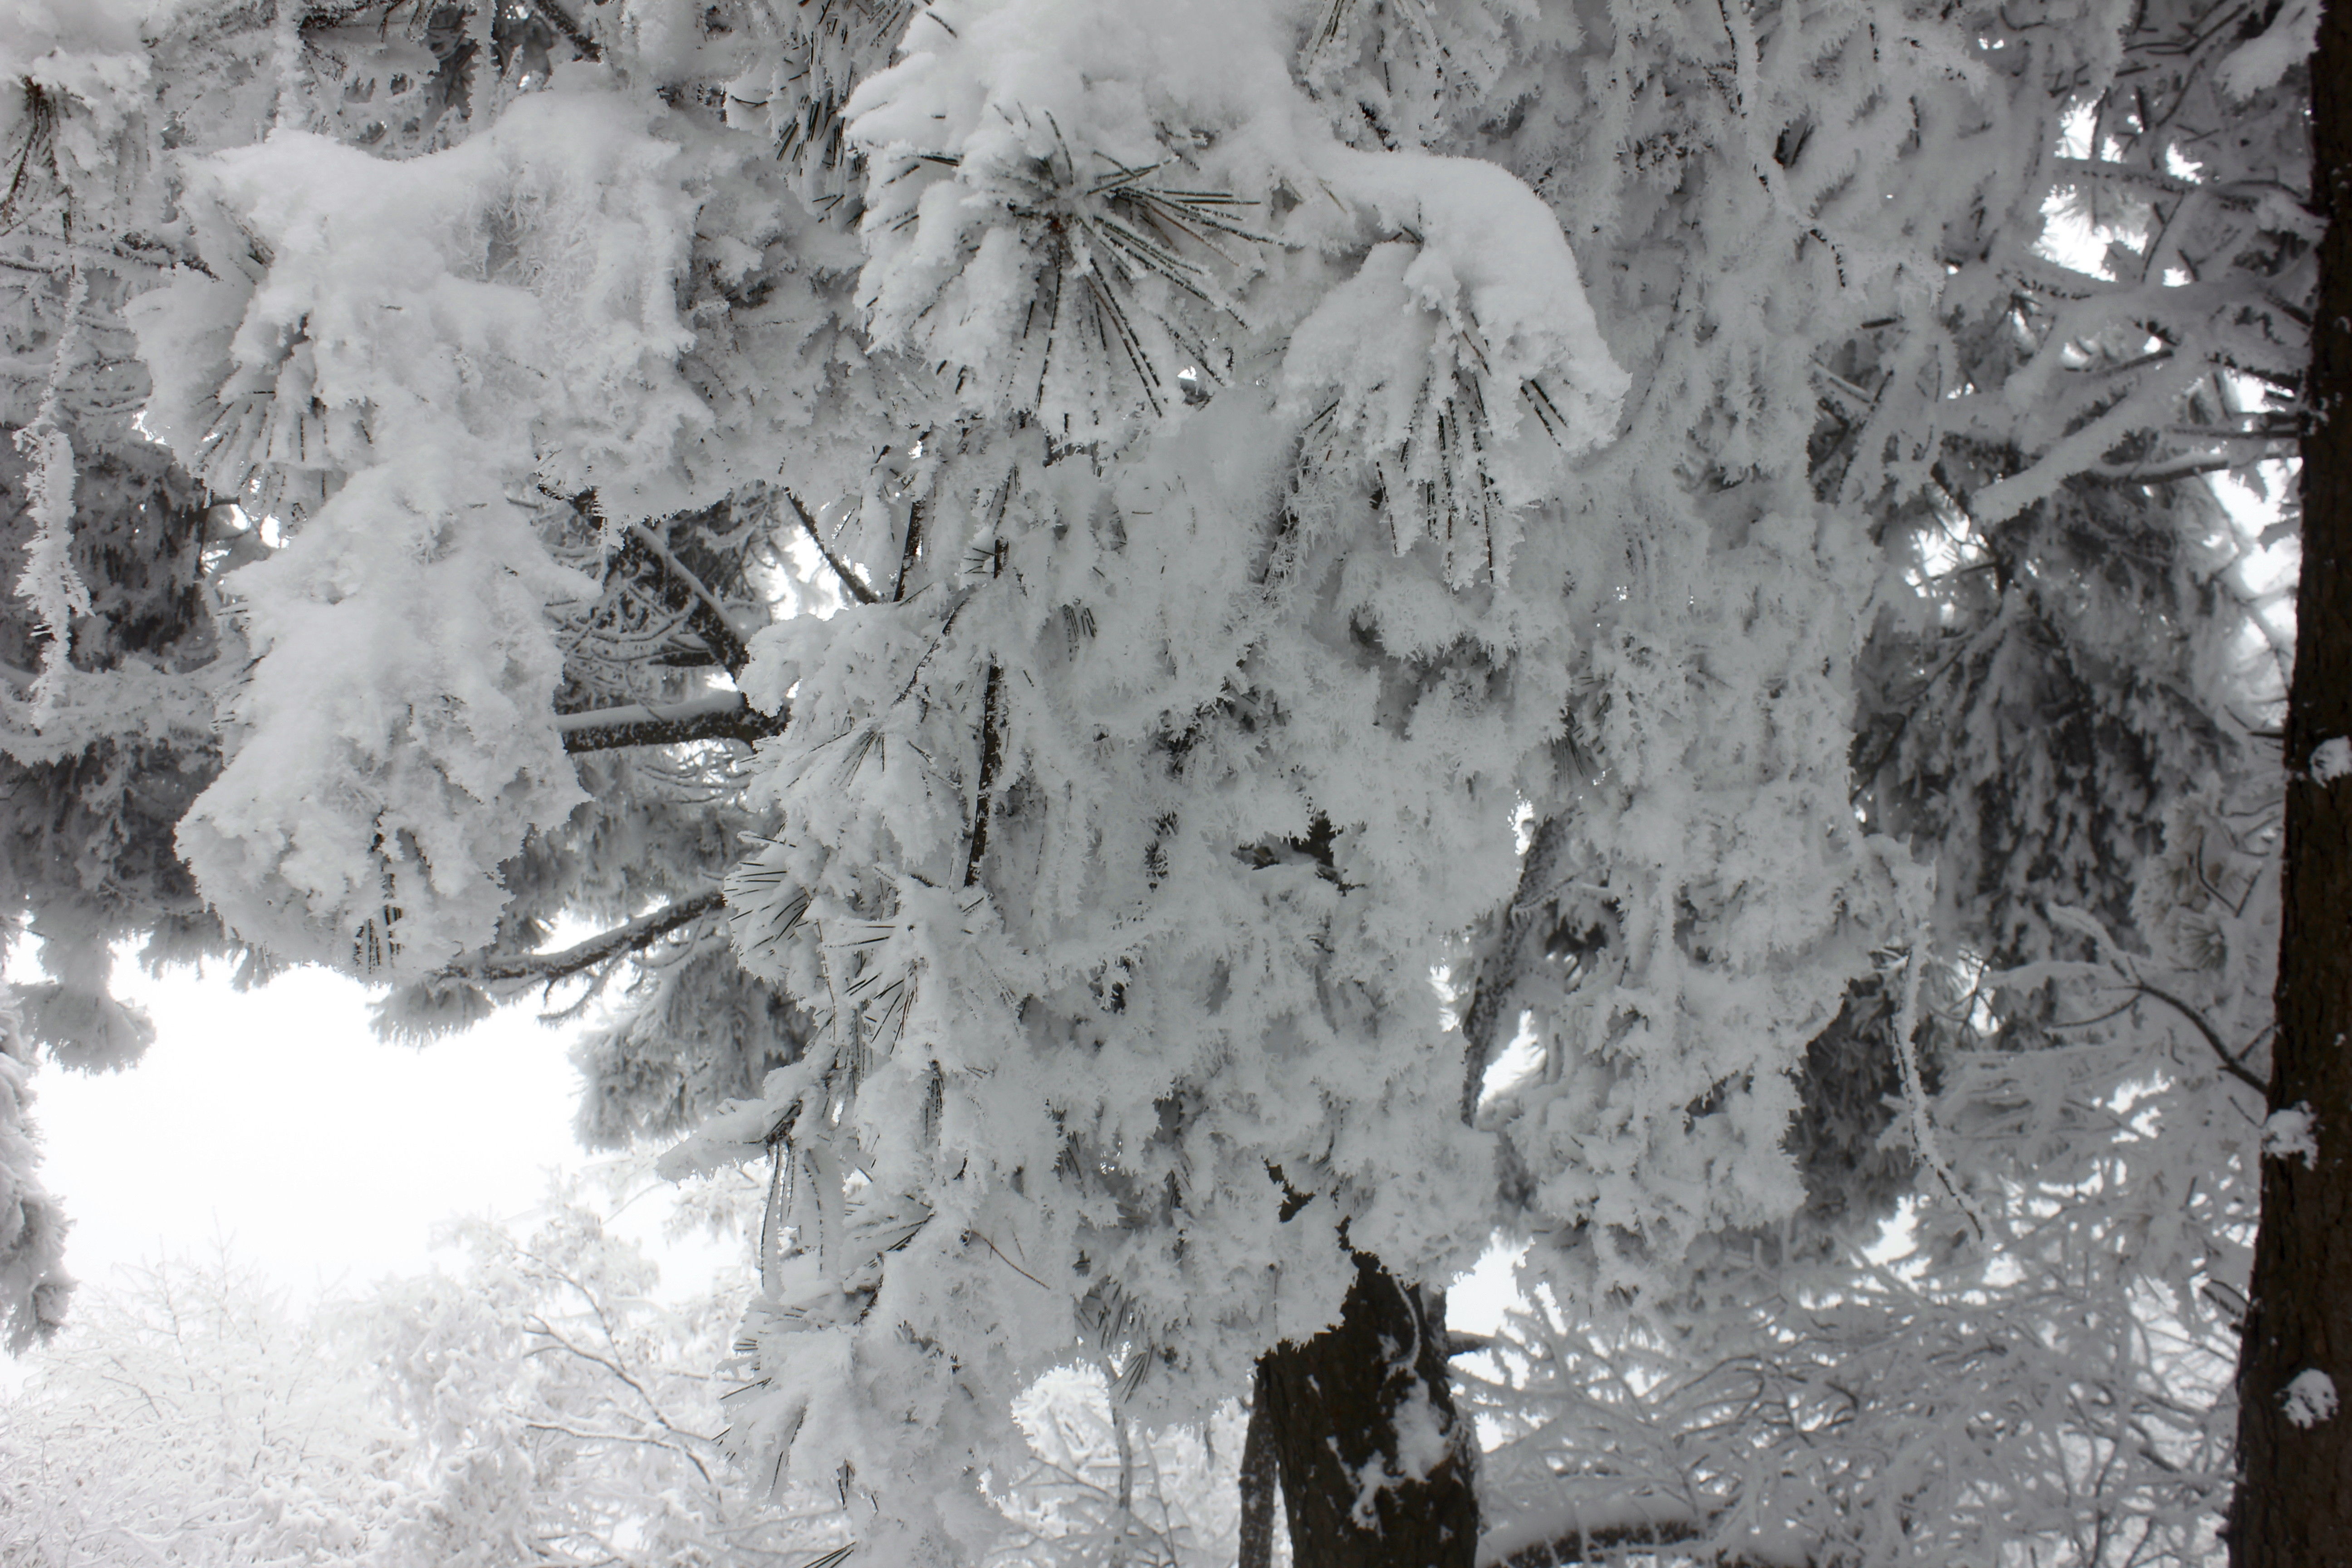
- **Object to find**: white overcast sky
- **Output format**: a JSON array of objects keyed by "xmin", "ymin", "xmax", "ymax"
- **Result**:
[{"xmin": 16, "ymin": 946, "xmax": 719, "ymax": 1302}]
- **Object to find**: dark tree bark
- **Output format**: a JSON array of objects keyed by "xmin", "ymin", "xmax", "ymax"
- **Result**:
[
  {"xmin": 1257, "ymin": 1253, "xmax": 1478, "ymax": 1568},
  {"xmin": 557, "ymin": 692, "xmax": 786, "ymax": 752},
  {"xmin": 1236, "ymin": 1363, "xmax": 1280, "ymax": 1568},
  {"xmin": 2229, "ymin": 10, "xmax": 2352, "ymax": 1563}
]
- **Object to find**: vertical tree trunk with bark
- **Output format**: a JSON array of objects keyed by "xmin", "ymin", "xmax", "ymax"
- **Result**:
[
  {"xmin": 2230, "ymin": 10, "xmax": 2352, "ymax": 1563},
  {"xmin": 1256, "ymin": 1253, "xmax": 1479, "ymax": 1568},
  {"xmin": 1236, "ymin": 1364, "xmax": 1282, "ymax": 1568}
]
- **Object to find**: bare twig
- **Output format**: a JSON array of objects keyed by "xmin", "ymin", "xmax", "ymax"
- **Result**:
[
  {"xmin": 963, "ymin": 536, "xmax": 1009, "ymax": 887},
  {"xmin": 2128, "ymin": 980, "xmax": 2269, "ymax": 1093},
  {"xmin": 556, "ymin": 490, "xmax": 760, "ymax": 676}
]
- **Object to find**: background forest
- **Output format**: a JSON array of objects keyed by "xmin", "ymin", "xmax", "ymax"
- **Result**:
[{"xmin": 0, "ymin": 0, "xmax": 2325, "ymax": 1563}]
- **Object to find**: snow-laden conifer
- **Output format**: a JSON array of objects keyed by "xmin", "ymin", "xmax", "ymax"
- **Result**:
[{"xmin": 0, "ymin": 0, "xmax": 2317, "ymax": 1563}]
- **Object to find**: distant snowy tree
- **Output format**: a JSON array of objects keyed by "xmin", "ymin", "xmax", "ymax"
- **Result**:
[
  {"xmin": 0, "ymin": 1, "xmax": 2318, "ymax": 1565},
  {"xmin": 0, "ymin": 1250, "xmax": 404, "ymax": 1567},
  {"xmin": 0, "ymin": 1181, "xmax": 813, "ymax": 1568},
  {"xmin": 0, "ymin": 1167, "xmax": 1230, "ymax": 1568},
  {"xmin": 350, "ymin": 1171, "xmax": 849, "ymax": 1568}
]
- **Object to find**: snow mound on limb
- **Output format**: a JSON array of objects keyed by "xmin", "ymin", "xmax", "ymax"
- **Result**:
[
  {"xmin": 1288, "ymin": 147, "xmax": 1628, "ymax": 465},
  {"xmin": 133, "ymin": 88, "xmax": 710, "ymax": 976},
  {"xmin": 0, "ymin": 0, "xmax": 155, "ymax": 147},
  {"xmin": 846, "ymin": 0, "xmax": 1625, "ymax": 472}
]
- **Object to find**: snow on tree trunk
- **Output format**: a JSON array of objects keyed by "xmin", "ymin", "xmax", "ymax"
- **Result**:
[
  {"xmin": 2230, "ymin": 0, "xmax": 2352, "ymax": 1559},
  {"xmin": 1259, "ymin": 1254, "xmax": 1477, "ymax": 1568}
]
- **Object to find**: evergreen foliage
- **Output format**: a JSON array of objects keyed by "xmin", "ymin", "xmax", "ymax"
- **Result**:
[{"xmin": 0, "ymin": 0, "xmax": 2315, "ymax": 1562}]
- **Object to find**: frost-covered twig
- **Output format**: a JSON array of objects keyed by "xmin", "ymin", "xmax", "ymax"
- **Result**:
[
  {"xmin": 1483, "ymin": 1514, "xmax": 1715, "ymax": 1568},
  {"xmin": 1460, "ymin": 813, "xmax": 1568, "ymax": 1122},
  {"xmin": 521, "ymin": 0, "xmax": 602, "ymax": 62},
  {"xmin": 444, "ymin": 890, "xmax": 724, "ymax": 984},
  {"xmin": 621, "ymin": 523, "xmax": 758, "ymax": 674},
  {"xmin": 558, "ymin": 489, "xmax": 762, "ymax": 676},
  {"xmin": 2038, "ymin": 902, "xmax": 2272, "ymax": 1093},
  {"xmin": 557, "ymin": 691, "xmax": 788, "ymax": 753},
  {"xmin": 1893, "ymin": 921, "xmax": 1987, "ymax": 1240},
  {"xmin": 10, "ymin": 262, "xmax": 91, "ymax": 723},
  {"xmin": 783, "ymin": 489, "xmax": 879, "ymax": 606}
]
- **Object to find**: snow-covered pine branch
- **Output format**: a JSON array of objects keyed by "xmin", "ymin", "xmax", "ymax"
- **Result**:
[{"xmin": 0, "ymin": 0, "xmax": 2316, "ymax": 1563}]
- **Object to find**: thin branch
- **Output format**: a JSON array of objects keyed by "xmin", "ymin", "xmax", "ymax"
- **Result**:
[
  {"xmin": 1460, "ymin": 814, "xmax": 1568, "ymax": 1122},
  {"xmin": 964, "ymin": 536, "xmax": 1010, "ymax": 887},
  {"xmin": 523, "ymin": 0, "xmax": 603, "ymax": 60},
  {"xmin": 1487, "ymin": 1514, "xmax": 1716, "ymax": 1568},
  {"xmin": 964, "ymin": 662, "xmax": 1005, "ymax": 887},
  {"xmin": 783, "ymin": 489, "xmax": 879, "ymax": 605},
  {"xmin": 2127, "ymin": 980, "xmax": 2269, "ymax": 1093},
  {"xmin": 521, "ymin": 1421, "xmax": 712, "ymax": 1459},
  {"xmin": 893, "ymin": 496, "xmax": 925, "ymax": 603},
  {"xmin": 520, "ymin": 1308, "xmax": 710, "ymax": 1459},
  {"xmin": 621, "ymin": 523, "xmax": 756, "ymax": 674},
  {"xmin": 2075, "ymin": 453, "xmax": 2246, "ymax": 486},
  {"xmin": 554, "ymin": 490, "xmax": 760, "ymax": 676},
  {"xmin": 558, "ymin": 691, "xmax": 787, "ymax": 753},
  {"xmin": 443, "ymin": 890, "xmax": 723, "ymax": 984}
]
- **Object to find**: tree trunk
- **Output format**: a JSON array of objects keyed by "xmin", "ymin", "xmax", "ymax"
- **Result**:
[
  {"xmin": 2228, "ymin": 9, "xmax": 2352, "ymax": 1563},
  {"xmin": 1237, "ymin": 1363, "xmax": 1281, "ymax": 1568},
  {"xmin": 1256, "ymin": 1252, "xmax": 1478, "ymax": 1568}
]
